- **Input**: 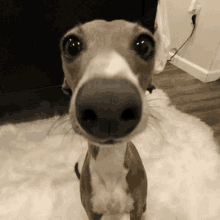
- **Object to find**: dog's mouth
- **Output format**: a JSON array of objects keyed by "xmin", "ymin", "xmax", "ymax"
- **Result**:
[
  {"xmin": 73, "ymin": 124, "xmax": 122, "ymax": 145},
  {"xmin": 101, "ymin": 139, "xmax": 118, "ymax": 145},
  {"xmin": 94, "ymin": 138, "xmax": 123, "ymax": 145}
]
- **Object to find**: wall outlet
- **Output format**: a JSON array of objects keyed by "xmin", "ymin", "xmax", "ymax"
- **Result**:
[
  {"xmin": 188, "ymin": 0, "xmax": 202, "ymax": 15},
  {"xmin": 196, "ymin": 5, "xmax": 202, "ymax": 15}
]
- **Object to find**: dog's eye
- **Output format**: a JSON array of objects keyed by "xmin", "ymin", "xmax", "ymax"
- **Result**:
[
  {"xmin": 133, "ymin": 34, "xmax": 155, "ymax": 60},
  {"xmin": 62, "ymin": 35, "xmax": 83, "ymax": 58}
]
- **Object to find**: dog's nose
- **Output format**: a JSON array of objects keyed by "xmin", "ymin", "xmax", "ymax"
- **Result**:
[{"xmin": 75, "ymin": 77, "xmax": 142, "ymax": 140}]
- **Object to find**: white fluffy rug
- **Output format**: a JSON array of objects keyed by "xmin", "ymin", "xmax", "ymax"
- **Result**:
[{"xmin": 1, "ymin": 89, "xmax": 220, "ymax": 220}]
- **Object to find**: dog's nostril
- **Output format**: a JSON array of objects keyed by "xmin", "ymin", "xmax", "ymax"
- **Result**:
[
  {"xmin": 82, "ymin": 109, "xmax": 97, "ymax": 122},
  {"xmin": 120, "ymin": 107, "xmax": 138, "ymax": 121}
]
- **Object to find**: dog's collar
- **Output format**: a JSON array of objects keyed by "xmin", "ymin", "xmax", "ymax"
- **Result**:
[{"xmin": 146, "ymin": 85, "xmax": 156, "ymax": 94}]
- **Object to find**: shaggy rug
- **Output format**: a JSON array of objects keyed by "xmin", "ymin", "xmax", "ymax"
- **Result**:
[{"xmin": 0, "ymin": 88, "xmax": 220, "ymax": 220}]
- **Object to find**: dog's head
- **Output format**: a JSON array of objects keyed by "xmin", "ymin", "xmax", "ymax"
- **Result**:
[{"xmin": 60, "ymin": 20, "xmax": 156, "ymax": 146}]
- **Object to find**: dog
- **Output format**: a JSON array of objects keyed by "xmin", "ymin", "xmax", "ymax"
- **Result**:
[
  {"xmin": 59, "ymin": 20, "xmax": 157, "ymax": 220},
  {"xmin": 59, "ymin": 19, "xmax": 220, "ymax": 220}
]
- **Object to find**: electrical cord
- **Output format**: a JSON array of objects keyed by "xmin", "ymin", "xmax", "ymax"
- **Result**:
[{"xmin": 168, "ymin": 14, "xmax": 197, "ymax": 62}]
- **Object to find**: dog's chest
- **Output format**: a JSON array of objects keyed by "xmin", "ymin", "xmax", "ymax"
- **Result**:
[{"xmin": 89, "ymin": 146, "xmax": 134, "ymax": 215}]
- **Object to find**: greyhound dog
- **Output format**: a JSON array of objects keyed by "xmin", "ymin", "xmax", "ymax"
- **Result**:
[{"xmin": 60, "ymin": 20, "xmax": 156, "ymax": 220}]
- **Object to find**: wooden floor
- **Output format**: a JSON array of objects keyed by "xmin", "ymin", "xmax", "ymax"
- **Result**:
[
  {"xmin": 153, "ymin": 62, "xmax": 220, "ymax": 146},
  {"xmin": 1, "ymin": 62, "xmax": 220, "ymax": 145}
]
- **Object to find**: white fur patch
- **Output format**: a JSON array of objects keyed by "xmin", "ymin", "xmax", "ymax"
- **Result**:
[
  {"xmin": 89, "ymin": 144, "xmax": 134, "ymax": 215},
  {"xmin": 91, "ymin": 181, "xmax": 133, "ymax": 215},
  {"xmin": 102, "ymin": 52, "xmax": 138, "ymax": 83},
  {"xmin": 78, "ymin": 51, "xmax": 139, "ymax": 91}
]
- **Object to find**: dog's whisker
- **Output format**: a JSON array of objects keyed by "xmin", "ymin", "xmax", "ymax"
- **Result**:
[
  {"xmin": 47, "ymin": 115, "xmax": 71, "ymax": 136},
  {"xmin": 56, "ymin": 126, "xmax": 76, "ymax": 147},
  {"xmin": 60, "ymin": 129, "xmax": 74, "ymax": 146},
  {"xmin": 64, "ymin": 127, "xmax": 74, "ymax": 136},
  {"xmin": 56, "ymin": 117, "xmax": 71, "ymax": 129},
  {"xmin": 47, "ymin": 120, "xmax": 59, "ymax": 136}
]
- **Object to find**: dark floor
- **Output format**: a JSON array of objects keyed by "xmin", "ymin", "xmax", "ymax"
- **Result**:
[{"xmin": 1, "ymin": 62, "xmax": 220, "ymax": 145}]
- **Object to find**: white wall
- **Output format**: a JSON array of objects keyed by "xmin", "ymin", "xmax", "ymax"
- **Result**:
[
  {"xmin": 166, "ymin": 0, "xmax": 220, "ymax": 82},
  {"xmin": 211, "ymin": 44, "xmax": 220, "ymax": 72},
  {"xmin": 166, "ymin": 0, "xmax": 193, "ymax": 51}
]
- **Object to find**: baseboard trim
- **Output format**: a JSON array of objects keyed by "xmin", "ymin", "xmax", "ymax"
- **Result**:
[{"xmin": 168, "ymin": 52, "xmax": 220, "ymax": 82}]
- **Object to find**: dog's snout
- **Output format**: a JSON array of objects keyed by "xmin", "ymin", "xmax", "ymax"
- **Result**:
[{"xmin": 75, "ymin": 78, "xmax": 142, "ymax": 140}]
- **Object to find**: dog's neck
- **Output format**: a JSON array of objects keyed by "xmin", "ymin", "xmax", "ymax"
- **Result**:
[{"xmin": 88, "ymin": 142, "xmax": 128, "ymax": 182}]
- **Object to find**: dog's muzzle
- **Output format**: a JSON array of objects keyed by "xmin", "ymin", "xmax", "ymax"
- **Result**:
[{"xmin": 75, "ymin": 77, "xmax": 142, "ymax": 140}]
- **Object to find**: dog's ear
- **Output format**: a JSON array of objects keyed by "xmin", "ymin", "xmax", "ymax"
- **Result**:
[
  {"xmin": 62, "ymin": 78, "xmax": 72, "ymax": 96},
  {"xmin": 139, "ymin": 0, "xmax": 159, "ymax": 34}
]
